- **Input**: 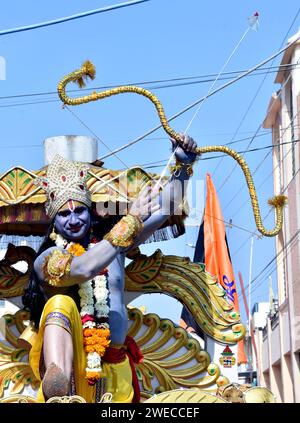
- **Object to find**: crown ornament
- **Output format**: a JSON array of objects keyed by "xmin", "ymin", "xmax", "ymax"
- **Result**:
[{"xmin": 34, "ymin": 155, "xmax": 92, "ymax": 220}]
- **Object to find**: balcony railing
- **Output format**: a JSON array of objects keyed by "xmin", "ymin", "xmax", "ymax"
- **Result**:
[
  {"xmin": 270, "ymin": 310, "xmax": 279, "ymax": 330},
  {"xmin": 262, "ymin": 325, "xmax": 268, "ymax": 341}
]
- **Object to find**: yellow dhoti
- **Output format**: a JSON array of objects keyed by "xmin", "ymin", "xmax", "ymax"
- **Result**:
[
  {"xmin": 29, "ymin": 294, "xmax": 133, "ymax": 403},
  {"xmin": 103, "ymin": 358, "xmax": 134, "ymax": 403}
]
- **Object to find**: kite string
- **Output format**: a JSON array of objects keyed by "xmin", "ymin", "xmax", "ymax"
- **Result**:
[
  {"xmin": 156, "ymin": 23, "xmax": 255, "ymax": 186},
  {"xmin": 184, "ymin": 28, "xmax": 252, "ymax": 135}
]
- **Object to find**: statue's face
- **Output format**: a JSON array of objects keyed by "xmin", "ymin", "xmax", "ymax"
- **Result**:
[{"xmin": 54, "ymin": 200, "xmax": 91, "ymax": 242}]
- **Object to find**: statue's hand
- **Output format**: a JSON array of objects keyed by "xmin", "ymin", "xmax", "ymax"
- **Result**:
[
  {"xmin": 128, "ymin": 184, "xmax": 160, "ymax": 222},
  {"xmin": 171, "ymin": 133, "xmax": 198, "ymax": 163}
]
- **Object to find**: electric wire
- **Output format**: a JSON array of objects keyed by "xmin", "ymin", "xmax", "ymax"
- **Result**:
[
  {"xmin": 238, "ymin": 232, "xmax": 298, "ymax": 302},
  {"xmin": 62, "ymin": 43, "xmax": 294, "ymax": 171},
  {"xmin": 99, "ymin": 35, "xmax": 300, "ymax": 161},
  {"xmin": 232, "ymin": 157, "xmax": 300, "ymax": 266},
  {"xmin": 157, "ymin": 21, "xmax": 255, "ymax": 188},
  {"xmin": 65, "ymin": 106, "xmax": 129, "ymax": 169},
  {"xmin": 239, "ymin": 228, "xmax": 300, "ymax": 299},
  {"xmin": 0, "ymin": 0, "xmax": 150, "ymax": 36},
  {"xmin": 200, "ymin": 212, "xmax": 259, "ymax": 237},
  {"xmin": 213, "ymin": 7, "xmax": 300, "ymax": 190},
  {"xmin": 231, "ymin": 164, "xmax": 300, "ymax": 259},
  {"xmin": 222, "ymin": 108, "xmax": 299, "ymax": 217},
  {"xmin": 223, "ymin": 117, "xmax": 300, "ymax": 260},
  {"xmin": 226, "ymin": 112, "xmax": 299, "ymax": 253},
  {"xmin": 258, "ymin": 163, "xmax": 300, "ymax": 228},
  {"xmin": 1, "ymin": 68, "xmax": 297, "ymax": 110},
  {"xmin": 216, "ymin": 67, "xmax": 294, "ymax": 195},
  {"xmin": 0, "ymin": 64, "xmax": 296, "ymax": 102},
  {"xmin": 0, "ymin": 130, "xmax": 273, "ymax": 151},
  {"xmin": 140, "ymin": 137, "xmax": 300, "ymax": 170}
]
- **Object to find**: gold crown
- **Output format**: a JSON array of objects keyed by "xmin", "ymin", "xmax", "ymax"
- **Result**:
[{"xmin": 35, "ymin": 155, "xmax": 92, "ymax": 219}]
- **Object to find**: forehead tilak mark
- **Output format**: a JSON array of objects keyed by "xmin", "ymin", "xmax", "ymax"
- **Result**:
[{"xmin": 68, "ymin": 200, "xmax": 75, "ymax": 212}]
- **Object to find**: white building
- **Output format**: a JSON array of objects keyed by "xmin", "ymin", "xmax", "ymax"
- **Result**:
[{"xmin": 253, "ymin": 29, "xmax": 300, "ymax": 403}]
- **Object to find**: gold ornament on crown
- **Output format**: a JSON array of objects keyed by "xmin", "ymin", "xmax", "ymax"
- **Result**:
[
  {"xmin": 34, "ymin": 154, "xmax": 91, "ymax": 219},
  {"xmin": 57, "ymin": 61, "xmax": 287, "ymax": 237}
]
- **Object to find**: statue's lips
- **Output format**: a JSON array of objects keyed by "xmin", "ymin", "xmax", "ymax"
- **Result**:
[{"xmin": 68, "ymin": 226, "xmax": 83, "ymax": 233}]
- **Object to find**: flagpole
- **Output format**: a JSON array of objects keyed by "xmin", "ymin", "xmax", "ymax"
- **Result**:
[
  {"xmin": 269, "ymin": 275, "xmax": 275, "ymax": 316},
  {"xmin": 248, "ymin": 236, "xmax": 254, "ymax": 381},
  {"xmin": 239, "ymin": 271, "xmax": 260, "ymax": 385},
  {"xmin": 248, "ymin": 237, "xmax": 254, "ymax": 331}
]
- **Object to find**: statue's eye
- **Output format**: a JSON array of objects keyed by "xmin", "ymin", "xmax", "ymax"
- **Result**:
[
  {"xmin": 75, "ymin": 207, "xmax": 86, "ymax": 214},
  {"xmin": 58, "ymin": 210, "xmax": 70, "ymax": 218}
]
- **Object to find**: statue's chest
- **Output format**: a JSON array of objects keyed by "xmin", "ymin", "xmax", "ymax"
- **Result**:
[{"xmin": 107, "ymin": 253, "xmax": 126, "ymax": 290}]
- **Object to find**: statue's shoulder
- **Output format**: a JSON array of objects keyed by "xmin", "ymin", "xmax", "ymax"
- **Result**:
[{"xmin": 34, "ymin": 247, "xmax": 63, "ymax": 280}]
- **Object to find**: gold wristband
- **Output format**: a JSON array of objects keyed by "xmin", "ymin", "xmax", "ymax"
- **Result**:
[
  {"xmin": 43, "ymin": 249, "xmax": 73, "ymax": 287},
  {"xmin": 103, "ymin": 214, "xmax": 144, "ymax": 248},
  {"xmin": 169, "ymin": 160, "xmax": 194, "ymax": 177}
]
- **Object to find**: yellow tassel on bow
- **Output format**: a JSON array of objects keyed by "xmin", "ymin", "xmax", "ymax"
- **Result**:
[
  {"xmin": 268, "ymin": 195, "xmax": 288, "ymax": 208},
  {"xmin": 74, "ymin": 60, "xmax": 96, "ymax": 88}
]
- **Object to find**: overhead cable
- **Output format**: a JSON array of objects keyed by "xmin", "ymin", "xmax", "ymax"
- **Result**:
[
  {"xmin": 99, "ymin": 35, "xmax": 300, "ymax": 161},
  {"xmin": 0, "ymin": 0, "xmax": 150, "ymax": 36},
  {"xmin": 213, "ymin": 7, "xmax": 300, "ymax": 189}
]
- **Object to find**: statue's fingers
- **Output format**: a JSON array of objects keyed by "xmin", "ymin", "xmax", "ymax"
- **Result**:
[
  {"xmin": 183, "ymin": 133, "xmax": 188, "ymax": 143},
  {"xmin": 191, "ymin": 140, "xmax": 198, "ymax": 153},
  {"xmin": 140, "ymin": 196, "xmax": 151, "ymax": 207},
  {"xmin": 186, "ymin": 137, "xmax": 195, "ymax": 152},
  {"xmin": 150, "ymin": 203, "xmax": 161, "ymax": 214},
  {"xmin": 189, "ymin": 136, "xmax": 197, "ymax": 151},
  {"xmin": 150, "ymin": 186, "xmax": 160, "ymax": 199},
  {"xmin": 170, "ymin": 137, "xmax": 179, "ymax": 152},
  {"xmin": 147, "ymin": 192, "xmax": 158, "ymax": 205},
  {"xmin": 183, "ymin": 134, "xmax": 192, "ymax": 150},
  {"xmin": 139, "ymin": 184, "xmax": 151, "ymax": 199},
  {"xmin": 149, "ymin": 201, "xmax": 160, "ymax": 213}
]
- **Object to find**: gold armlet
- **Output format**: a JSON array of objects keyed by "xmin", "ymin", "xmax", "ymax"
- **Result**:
[
  {"xmin": 103, "ymin": 214, "xmax": 144, "ymax": 248},
  {"xmin": 169, "ymin": 160, "xmax": 194, "ymax": 177},
  {"xmin": 43, "ymin": 249, "xmax": 73, "ymax": 287}
]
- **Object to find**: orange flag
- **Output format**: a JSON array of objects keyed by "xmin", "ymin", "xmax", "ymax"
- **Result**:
[{"xmin": 204, "ymin": 173, "xmax": 247, "ymax": 364}]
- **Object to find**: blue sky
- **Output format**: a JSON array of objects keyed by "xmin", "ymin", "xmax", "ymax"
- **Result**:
[{"xmin": 0, "ymin": 0, "xmax": 299, "ymax": 323}]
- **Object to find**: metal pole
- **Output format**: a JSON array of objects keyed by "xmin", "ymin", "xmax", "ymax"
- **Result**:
[
  {"xmin": 248, "ymin": 236, "xmax": 254, "ymax": 383},
  {"xmin": 248, "ymin": 237, "xmax": 254, "ymax": 331},
  {"xmin": 269, "ymin": 275, "xmax": 275, "ymax": 316},
  {"xmin": 239, "ymin": 270, "xmax": 260, "ymax": 385}
]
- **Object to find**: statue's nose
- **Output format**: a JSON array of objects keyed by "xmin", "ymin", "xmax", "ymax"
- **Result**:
[{"xmin": 69, "ymin": 213, "xmax": 80, "ymax": 226}]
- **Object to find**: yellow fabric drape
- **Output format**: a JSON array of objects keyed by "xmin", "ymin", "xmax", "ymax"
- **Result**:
[
  {"xmin": 102, "ymin": 357, "xmax": 133, "ymax": 403},
  {"xmin": 29, "ymin": 294, "xmax": 134, "ymax": 403},
  {"xmin": 29, "ymin": 294, "xmax": 95, "ymax": 403}
]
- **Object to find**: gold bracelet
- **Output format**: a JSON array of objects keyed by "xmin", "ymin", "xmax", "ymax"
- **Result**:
[
  {"xmin": 42, "ymin": 249, "xmax": 73, "ymax": 287},
  {"xmin": 169, "ymin": 160, "xmax": 194, "ymax": 177},
  {"xmin": 103, "ymin": 214, "xmax": 144, "ymax": 248}
]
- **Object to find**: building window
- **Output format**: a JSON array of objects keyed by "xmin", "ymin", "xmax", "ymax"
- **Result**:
[
  {"xmin": 273, "ymin": 124, "xmax": 283, "ymax": 191},
  {"xmin": 287, "ymin": 79, "xmax": 296, "ymax": 177}
]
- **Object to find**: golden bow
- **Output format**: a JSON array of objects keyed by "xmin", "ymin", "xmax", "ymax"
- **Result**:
[{"xmin": 57, "ymin": 61, "xmax": 287, "ymax": 237}]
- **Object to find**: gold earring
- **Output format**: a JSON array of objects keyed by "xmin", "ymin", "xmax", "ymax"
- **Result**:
[{"xmin": 49, "ymin": 226, "xmax": 57, "ymax": 241}]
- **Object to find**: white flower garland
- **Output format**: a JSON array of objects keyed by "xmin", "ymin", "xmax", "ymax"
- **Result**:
[{"xmin": 54, "ymin": 234, "xmax": 110, "ymax": 379}]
